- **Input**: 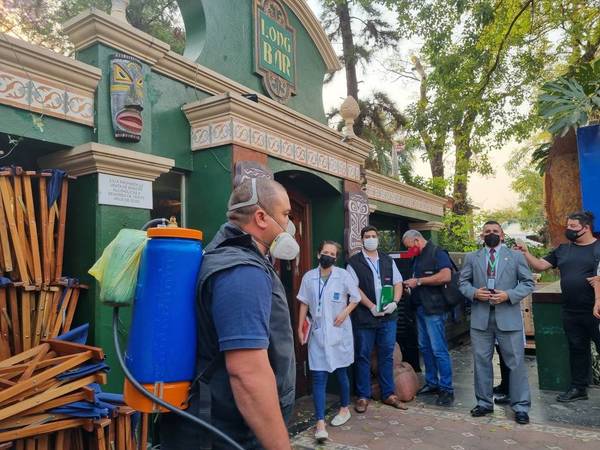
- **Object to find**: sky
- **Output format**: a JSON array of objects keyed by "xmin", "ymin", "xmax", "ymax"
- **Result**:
[{"xmin": 306, "ymin": 0, "xmax": 520, "ymax": 211}]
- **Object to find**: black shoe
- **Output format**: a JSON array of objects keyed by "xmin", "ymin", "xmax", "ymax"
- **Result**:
[
  {"xmin": 417, "ymin": 385, "xmax": 439, "ymax": 395},
  {"xmin": 515, "ymin": 412, "xmax": 529, "ymax": 425},
  {"xmin": 556, "ymin": 387, "xmax": 588, "ymax": 403},
  {"xmin": 493, "ymin": 384, "xmax": 508, "ymax": 395},
  {"xmin": 436, "ymin": 391, "xmax": 454, "ymax": 407},
  {"xmin": 493, "ymin": 393, "xmax": 511, "ymax": 405},
  {"xmin": 470, "ymin": 406, "xmax": 493, "ymax": 417}
]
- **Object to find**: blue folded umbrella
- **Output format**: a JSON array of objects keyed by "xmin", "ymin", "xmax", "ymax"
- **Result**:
[
  {"xmin": 48, "ymin": 401, "xmax": 110, "ymax": 419},
  {"xmin": 57, "ymin": 323, "xmax": 89, "ymax": 345},
  {"xmin": 39, "ymin": 169, "xmax": 66, "ymax": 207},
  {"xmin": 97, "ymin": 392, "xmax": 125, "ymax": 404},
  {"xmin": 57, "ymin": 361, "xmax": 110, "ymax": 382}
]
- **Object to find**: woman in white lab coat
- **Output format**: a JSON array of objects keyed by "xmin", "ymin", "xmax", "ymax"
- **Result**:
[{"xmin": 297, "ymin": 240, "xmax": 361, "ymax": 443}]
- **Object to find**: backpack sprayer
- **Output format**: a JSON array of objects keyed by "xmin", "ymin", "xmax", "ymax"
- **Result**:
[{"xmin": 91, "ymin": 218, "xmax": 244, "ymax": 450}]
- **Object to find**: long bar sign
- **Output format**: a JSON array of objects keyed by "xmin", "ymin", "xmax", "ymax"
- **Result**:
[{"xmin": 254, "ymin": 0, "xmax": 296, "ymax": 103}]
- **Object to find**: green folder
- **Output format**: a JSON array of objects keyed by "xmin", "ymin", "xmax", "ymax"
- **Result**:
[{"xmin": 377, "ymin": 285, "xmax": 394, "ymax": 313}]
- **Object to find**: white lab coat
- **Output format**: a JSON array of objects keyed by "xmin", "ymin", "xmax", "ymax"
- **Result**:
[{"xmin": 297, "ymin": 266, "xmax": 361, "ymax": 373}]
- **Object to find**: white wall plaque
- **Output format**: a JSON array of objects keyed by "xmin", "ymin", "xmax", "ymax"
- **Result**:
[{"xmin": 98, "ymin": 173, "xmax": 153, "ymax": 209}]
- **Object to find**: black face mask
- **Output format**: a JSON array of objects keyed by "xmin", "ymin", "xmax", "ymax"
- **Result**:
[
  {"xmin": 565, "ymin": 228, "xmax": 584, "ymax": 242},
  {"xmin": 484, "ymin": 233, "xmax": 501, "ymax": 248},
  {"xmin": 318, "ymin": 254, "xmax": 336, "ymax": 269}
]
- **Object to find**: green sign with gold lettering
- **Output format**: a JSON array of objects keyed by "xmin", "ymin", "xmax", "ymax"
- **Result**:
[{"xmin": 254, "ymin": 0, "xmax": 296, "ymax": 103}]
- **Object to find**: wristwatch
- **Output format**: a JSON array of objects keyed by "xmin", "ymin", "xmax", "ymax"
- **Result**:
[{"xmin": 416, "ymin": 278, "xmax": 422, "ymax": 287}]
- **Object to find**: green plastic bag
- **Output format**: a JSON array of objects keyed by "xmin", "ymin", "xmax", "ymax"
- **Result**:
[{"xmin": 89, "ymin": 229, "xmax": 147, "ymax": 306}]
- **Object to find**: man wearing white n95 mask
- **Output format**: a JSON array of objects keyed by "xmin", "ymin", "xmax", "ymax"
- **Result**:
[{"xmin": 347, "ymin": 226, "xmax": 406, "ymax": 413}]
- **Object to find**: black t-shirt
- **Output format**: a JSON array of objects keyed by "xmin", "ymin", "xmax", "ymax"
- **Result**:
[{"xmin": 543, "ymin": 241, "xmax": 600, "ymax": 312}]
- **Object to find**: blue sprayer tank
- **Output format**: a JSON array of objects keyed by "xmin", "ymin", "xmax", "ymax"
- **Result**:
[{"xmin": 123, "ymin": 226, "xmax": 203, "ymax": 413}]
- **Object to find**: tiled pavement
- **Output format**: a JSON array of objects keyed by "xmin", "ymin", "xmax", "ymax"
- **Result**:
[
  {"xmin": 291, "ymin": 399, "xmax": 600, "ymax": 449},
  {"xmin": 290, "ymin": 344, "xmax": 600, "ymax": 449}
]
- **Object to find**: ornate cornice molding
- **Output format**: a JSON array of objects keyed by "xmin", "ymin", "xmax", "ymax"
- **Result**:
[
  {"xmin": 283, "ymin": 0, "xmax": 341, "ymax": 73},
  {"xmin": 409, "ymin": 221, "xmax": 444, "ymax": 232},
  {"xmin": 38, "ymin": 142, "xmax": 174, "ymax": 181},
  {"xmin": 365, "ymin": 170, "xmax": 446, "ymax": 217},
  {"xmin": 0, "ymin": 34, "xmax": 101, "ymax": 126},
  {"xmin": 183, "ymin": 92, "xmax": 370, "ymax": 182},
  {"xmin": 63, "ymin": 8, "xmax": 170, "ymax": 65}
]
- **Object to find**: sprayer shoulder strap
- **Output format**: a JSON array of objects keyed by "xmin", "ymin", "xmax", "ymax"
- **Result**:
[{"xmin": 195, "ymin": 354, "xmax": 224, "ymax": 385}]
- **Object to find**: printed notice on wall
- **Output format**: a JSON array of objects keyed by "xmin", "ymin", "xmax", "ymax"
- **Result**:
[{"xmin": 98, "ymin": 173, "xmax": 153, "ymax": 209}]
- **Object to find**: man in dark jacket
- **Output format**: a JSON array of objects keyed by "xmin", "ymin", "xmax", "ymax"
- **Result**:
[
  {"xmin": 402, "ymin": 230, "xmax": 454, "ymax": 406},
  {"xmin": 161, "ymin": 177, "xmax": 297, "ymax": 450},
  {"xmin": 347, "ymin": 226, "xmax": 405, "ymax": 413}
]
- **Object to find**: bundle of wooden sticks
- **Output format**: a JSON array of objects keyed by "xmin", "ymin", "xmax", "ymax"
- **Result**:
[
  {"xmin": 0, "ymin": 282, "xmax": 86, "ymax": 360},
  {"xmin": 0, "ymin": 167, "xmax": 86, "ymax": 360},
  {"xmin": 0, "ymin": 167, "xmax": 70, "ymax": 286},
  {"xmin": 0, "ymin": 340, "xmax": 148, "ymax": 450}
]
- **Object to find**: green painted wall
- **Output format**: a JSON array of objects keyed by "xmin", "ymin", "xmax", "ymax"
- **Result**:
[
  {"xmin": 182, "ymin": 0, "xmax": 328, "ymax": 122},
  {"xmin": 148, "ymin": 72, "xmax": 210, "ymax": 170},
  {"xmin": 0, "ymin": 105, "xmax": 91, "ymax": 147},
  {"xmin": 186, "ymin": 146, "xmax": 233, "ymax": 242}
]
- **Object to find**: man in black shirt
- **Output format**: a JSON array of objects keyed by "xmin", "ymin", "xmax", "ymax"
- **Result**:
[{"xmin": 517, "ymin": 211, "xmax": 600, "ymax": 402}]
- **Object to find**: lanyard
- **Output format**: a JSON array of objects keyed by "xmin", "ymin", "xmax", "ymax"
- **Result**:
[
  {"xmin": 316, "ymin": 273, "xmax": 330, "ymax": 317},
  {"xmin": 366, "ymin": 257, "xmax": 380, "ymax": 275}
]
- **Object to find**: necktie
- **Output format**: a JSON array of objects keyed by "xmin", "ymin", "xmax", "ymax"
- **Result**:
[{"xmin": 487, "ymin": 248, "xmax": 496, "ymax": 277}]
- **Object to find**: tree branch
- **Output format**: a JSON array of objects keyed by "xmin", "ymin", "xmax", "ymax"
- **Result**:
[{"xmin": 476, "ymin": 0, "xmax": 533, "ymax": 97}]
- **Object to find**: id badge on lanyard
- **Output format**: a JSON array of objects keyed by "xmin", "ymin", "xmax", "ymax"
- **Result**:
[
  {"xmin": 486, "ymin": 278, "xmax": 496, "ymax": 291},
  {"xmin": 316, "ymin": 277, "xmax": 329, "ymax": 318}
]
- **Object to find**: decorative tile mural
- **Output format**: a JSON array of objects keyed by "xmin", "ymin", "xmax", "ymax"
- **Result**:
[
  {"xmin": 191, "ymin": 118, "xmax": 362, "ymax": 182},
  {"xmin": 366, "ymin": 182, "xmax": 444, "ymax": 216},
  {"xmin": 0, "ymin": 66, "xmax": 94, "ymax": 126}
]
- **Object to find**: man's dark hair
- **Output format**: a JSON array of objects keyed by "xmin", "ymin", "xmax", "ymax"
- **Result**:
[
  {"xmin": 360, "ymin": 225, "xmax": 378, "ymax": 238},
  {"xmin": 483, "ymin": 220, "xmax": 502, "ymax": 228},
  {"xmin": 567, "ymin": 211, "xmax": 595, "ymax": 228}
]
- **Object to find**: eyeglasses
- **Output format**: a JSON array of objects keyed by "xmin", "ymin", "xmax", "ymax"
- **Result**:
[{"xmin": 228, "ymin": 178, "xmax": 259, "ymax": 211}]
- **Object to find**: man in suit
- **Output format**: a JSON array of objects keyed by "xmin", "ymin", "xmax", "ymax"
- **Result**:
[{"xmin": 459, "ymin": 221, "xmax": 535, "ymax": 425}]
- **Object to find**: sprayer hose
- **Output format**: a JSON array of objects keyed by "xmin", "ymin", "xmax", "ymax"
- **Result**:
[{"xmin": 112, "ymin": 307, "xmax": 245, "ymax": 450}]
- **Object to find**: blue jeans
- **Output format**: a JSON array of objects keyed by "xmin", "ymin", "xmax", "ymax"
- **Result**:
[
  {"xmin": 312, "ymin": 367, "xmax": 350, "ymax": 421},
  {"xmin": 416, "ymin": 306, "xmax": 453, "ymax": 393},
  {"xmin": 354, "ymin": 319, "xmax": 397, "ymax": 399}
]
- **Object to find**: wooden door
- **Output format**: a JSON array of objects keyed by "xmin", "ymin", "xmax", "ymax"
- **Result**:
[{"xmin": 276, "ymin": 189, "xmax": 312, "ymax": 397}]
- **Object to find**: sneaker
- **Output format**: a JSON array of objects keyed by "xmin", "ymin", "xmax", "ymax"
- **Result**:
[
  {"xmin": 493, "ymin": 384, "xmax": 508, "ymax": 395},
  {"xmin": 331, "ymin": 411, "xmax": 351, "ymax": 427},
  {"xmin": 556, "ymin": 387, "xmax": 588, "ymax": 403},
  {"xmin": 417, "ymin": 384, "xmax": 440, "ymax": 395},
  {"xmin": 436, "ymin": 391, "xmax": 454, "ymax": 407},
  {"xmin": 314, "ymin": 428, "xmax": 328, "ymax": 443},
  {"xmin": 493, "ymin": 393, "xmax": 511, "ymax": 405}
]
